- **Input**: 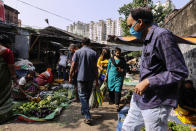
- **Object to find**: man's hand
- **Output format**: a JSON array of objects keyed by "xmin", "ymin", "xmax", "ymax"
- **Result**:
[
  {"xmin": 134, "ymin": 79, "xmax": 150, "ymax": 95},
  {"xmin": 27, "ymin": 95, "xmax": 33, "ymax": 101}
]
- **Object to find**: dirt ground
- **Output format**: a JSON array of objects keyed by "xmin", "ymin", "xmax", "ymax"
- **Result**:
[
  {"xmin": 0, "ymin": 84, "xmax": 133, "ymax": 131},
  {"xmin": 0, "ymin": 102, "xmax": 120, "ymax": 131},
  {"xmin": 0, "ymin": 89, "xmax": 132, "ymax": 131}
]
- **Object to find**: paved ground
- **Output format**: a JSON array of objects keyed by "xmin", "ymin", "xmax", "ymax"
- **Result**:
[{"xmin": 0, "ymin": 101, "xmax": 120, "ymax": 131}]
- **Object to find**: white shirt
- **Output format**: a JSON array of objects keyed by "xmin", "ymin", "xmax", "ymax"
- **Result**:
[
  {"xmin": 19, "ymin": 77, "xmax": 26, "ymax": 86},
  {"xmin": 43, "ymin": 71, "xmax": 50, "ymax": 78},
  {"xmin": 59, "ymin": 55, "xmax": 67, "ymax": 67}
]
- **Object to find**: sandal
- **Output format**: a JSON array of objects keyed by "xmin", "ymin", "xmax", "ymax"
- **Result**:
[
  {"xmin": 116, "ymin": 105, "xmax": 120, "ymax": 112},
  {"xmin": 84, "ymin": 119, "xmax": 91, "ymax": 125}
]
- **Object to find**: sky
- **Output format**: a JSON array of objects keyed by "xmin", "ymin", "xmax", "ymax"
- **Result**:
[{"xmin": 4, "ymin": 0, "xmax": 190, "ymax": 29}]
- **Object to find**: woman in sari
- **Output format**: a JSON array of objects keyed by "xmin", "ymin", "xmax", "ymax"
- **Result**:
[
  {"xmin": 0, "ymin": 34, "xmax": 17, "ymax": 124},
  {"xmin": 36, "ymin": 68, "xmax": 53, "ymax": 86},
  {"xmin": 105, "ymin": 48, "xmax": 126, "ymax": 111},
  {"xmin": 12, "ymin": 71, "xmax": 40, "ymax": 100},
  {"xmin": 97, "ymin": 48, "xmax": 110, "ymax": 85}
]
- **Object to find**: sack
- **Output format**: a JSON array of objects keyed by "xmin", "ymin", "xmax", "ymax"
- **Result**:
[
  {"xmin": 89, "ymin": 88, "xmax": 98, "ymax": 109},
  {"xmin": 96, "ymin": 91, "xmax": 103, "ymax": 106},
  {"xmin": 100, "ymin": 82, "xmax": 108, "ymax": 96}
]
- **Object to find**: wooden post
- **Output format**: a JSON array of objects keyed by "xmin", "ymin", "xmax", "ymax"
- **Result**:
[{"xmin": 29, "ymin": 36, "xmax": 39, "ymax": 53}]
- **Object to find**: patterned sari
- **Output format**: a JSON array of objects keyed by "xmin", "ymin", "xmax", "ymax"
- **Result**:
[
  {"xmin": 12, "ymin": 80, "xmax": 39, "ymax": 100},
  {"xmin": 0, "ymin": 56, "xmax": 12, "ymax": 123}
]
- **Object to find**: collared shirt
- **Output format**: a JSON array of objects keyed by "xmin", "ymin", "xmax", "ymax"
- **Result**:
[
  {"xmin": 72, "ymin": 46, "xmax": 97, "ymax": 81},
  {"xmin": 133, "ymin": 25, "xmax": 189, "ymax": 110}
]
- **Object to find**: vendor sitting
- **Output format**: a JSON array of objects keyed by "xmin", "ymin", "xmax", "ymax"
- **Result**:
[
  {"xmin": 36, "ymin": 68, "xmax": 53, "ymax": 86},
  {"xmin": 12, "ymin": 71, "xmax": 40, "ymax": 100},
  {"xmin": 179, "ymin": 80, "xmax": 196, "ymax": 114}
]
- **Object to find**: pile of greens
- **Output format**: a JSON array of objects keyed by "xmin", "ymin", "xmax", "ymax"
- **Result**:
[
  {"xmin": 141, "ymin": 121, "xmax": 191, "ymax": 131},
  {"xmin": 168, "ymin": 121, "xmax": 191, "ymax": 131},
  {"xmin": 13, "ymin": 88, "xmax": 70, "ymax": 118}
]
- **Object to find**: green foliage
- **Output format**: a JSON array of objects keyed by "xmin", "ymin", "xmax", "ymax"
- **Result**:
[
  {"xmin": 139, "ymin": 121, "xmax": 191, "ymax": 131},
  {"xmin": 141, "ymin": 126, "xmax": 145, "ymax": 131},
  {"xmin": 118, "ymin": 0, "xmax": 174, "ymax": 36},
  {"xmin": 168, "ymin": 121, "xmax": 191, "ymax": 131},
  {"xmin": 128, "ymin": 51, "xmax": 142, "ymax": 58}
]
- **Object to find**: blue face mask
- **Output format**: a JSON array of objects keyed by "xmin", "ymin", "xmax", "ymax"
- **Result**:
[{"xmin": 129, "ymin": 21, "xmax": 143, "ymax": 39}]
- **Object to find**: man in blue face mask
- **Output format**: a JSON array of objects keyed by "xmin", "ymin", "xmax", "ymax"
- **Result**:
[{"xmin": 122, "ymin": 7, "xmax": 188, "ymax": 131}]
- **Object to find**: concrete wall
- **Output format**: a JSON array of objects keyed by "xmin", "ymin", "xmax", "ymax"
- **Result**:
[
  {"xmin": 14, "ymin": 29, "xmax": 30, "ymax": 59},
  {"xmin": 163, "ymin": 0, "xmax": 196, "ymax": 87},
  {"xmin": 163, "ymin": 0, "xmax": 196, "ymax": 37}
]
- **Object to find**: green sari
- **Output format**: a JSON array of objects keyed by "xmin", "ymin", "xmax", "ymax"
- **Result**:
[{"xmin": 0, "ymin": 56, "xmax": 12, "ymax": 123}]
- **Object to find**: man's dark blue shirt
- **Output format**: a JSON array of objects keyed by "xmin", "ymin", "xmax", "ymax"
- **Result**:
[
  {"xmin": 72, "ymin": 46, "xmax": 97, "ymax": 82},
  {"xmin": 133, "ymin": 25, "xmax": 189, "ymax": 110}
]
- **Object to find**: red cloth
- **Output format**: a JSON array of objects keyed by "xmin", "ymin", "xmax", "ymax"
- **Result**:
[
  {"xmin": 2, "ymin": 48, "xmax": 14, "ymax": 64},
  {"xmin": 47, "ymin": 71, "xmax": 53, "ymax": 83},
  {"xmin": 36, "ymin": 77, "xmax": 48, "ymax": 86},
  {"xmin": 36, "ymin": 71, "xmax": 53, "ymax": 86},
  {"xmin": 0, "ymin": 0, "xmax": 5, "ymax": 22}
]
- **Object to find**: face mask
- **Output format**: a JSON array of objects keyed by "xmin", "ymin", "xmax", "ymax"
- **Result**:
[{"xmin": 129, "ymin": 21, "xmax": 143, "ymax": 39}]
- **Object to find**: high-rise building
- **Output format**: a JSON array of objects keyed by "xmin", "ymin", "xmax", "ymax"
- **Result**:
[
  {"xmin": 66, "ymin": 24, "xmax": 73, "ymax": 33},
  {"xmin": 67, "ymin": 17, "xmax": 123, "ymax": 42},
  {"xmin": 97, "ymin": 20, "xmax": 106, "ymax": 42},
  {"xmin": 111, "ymin": 20, "xmax": 116, "ymax": 36},
  {"xmin": 89, "ymin": 21, "xmax": 94, "ymax": 40},
  {"xmin": 93, "ymin": 22, "xmax": 97, "ymax": 41},
  {"xmin": 106, "ymin": 18, "xmax": 116, "ymax": 40},
  {"xmin": 106, "ymin": 18, "xmax": 112, "ymax": 39},
  {"xmin": 66, "ymin": 21, "xmax": 89, "ymax": 37},
  {"xmin": 115, "ymin": 17, "xmax": 123, "ymax": 36}
]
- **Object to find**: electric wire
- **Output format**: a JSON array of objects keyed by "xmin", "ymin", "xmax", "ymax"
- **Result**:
[{"xmin": 15, "ymin": 0, "xmax": 73, "ymax": 22}]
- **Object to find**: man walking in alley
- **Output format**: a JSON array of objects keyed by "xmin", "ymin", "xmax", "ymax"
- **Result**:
[
  {"xmin": 69, "ymin": 38, "xmax": 98, "ymax": 124},
  {"xmin": 68, "ymin": 44, "xmax": 79, "ymax": 102},
  {"xmin": 122, "ymin": 7, "xmax": 188, "ymax": 131}
]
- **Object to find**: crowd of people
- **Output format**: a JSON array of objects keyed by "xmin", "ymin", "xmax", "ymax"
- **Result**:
[{"xmin": 0, "ymin": 7, "xmax": 195, "ymax": 131}]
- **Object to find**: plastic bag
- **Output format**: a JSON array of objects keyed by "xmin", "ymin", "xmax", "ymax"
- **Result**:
[
  {"xmin": 96, "ymin": 90, "xmax": 103, "ymax": 106},
  {"xmin": 89, "ymin": 88, "xmax": 98, "ymax": 109},
  {"xmin": 61, "ymin": 83, "xmax": 74, "ymax": 89},
  {"xmin": 100, "ymin": 82, "xmax": 108, "ymax": 96}
]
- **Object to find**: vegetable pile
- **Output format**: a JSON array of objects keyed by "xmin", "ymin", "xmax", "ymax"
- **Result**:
[
  {"xmin": 168, "ymin": 121, "xmax": 191, "ymax": 131},
  {"xmin": 141, "ymin": 121, "xmax": 191, "ymax": 131},
  {"xmin": 13, "ymin": 88, "xmax": 70, "ymax": 118}
]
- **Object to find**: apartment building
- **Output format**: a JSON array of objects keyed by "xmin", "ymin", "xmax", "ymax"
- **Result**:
[
  {"xmin": 66, "ymin": 17, "xmax": 123, "ymax": 42},
  {"xmin": 89, "ymin": 21, "xmax": 94, "ymax": 40},
  {"xmin": 115, "ymin": 17, "xmax": 123, "ymax": 36},
  {"xmin": 97, "ymin": 20, "xmax": 106, "ymax": 42},
  {"xmin": 66, "ymin": 21, "xmax": 89, "ymax": 37}
]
